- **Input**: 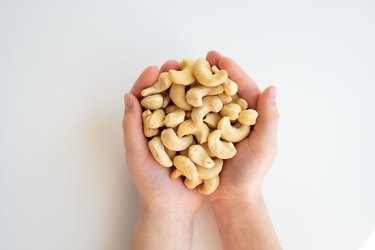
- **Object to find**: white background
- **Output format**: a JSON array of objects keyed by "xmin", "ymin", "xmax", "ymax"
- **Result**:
[{"xmin": 1, "ymin": 0, "xmax": 375, "ymax": 249}]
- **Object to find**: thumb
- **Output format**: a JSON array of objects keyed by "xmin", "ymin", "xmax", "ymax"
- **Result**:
[
  {"xmin": 252, "ymin": 86, "xmax": 279, "ymax": 144},
  {"xmin": 122, "ymin": 93, "xmax": 148, "ymax": 159}
]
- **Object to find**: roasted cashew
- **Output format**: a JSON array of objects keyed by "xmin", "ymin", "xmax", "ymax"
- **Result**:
[
  {"xmin": 186, "ymin": 85, "xmax": 224, "ymax": 107},
  {"xmin": 238, "ymin": 109, "xmax": 258, "ymax": 125},
  {"xmin": 161, "ymin": 128, "xmax": 193, "ymax": 151},
  {"xmin": 184, "ymin": 177, "xmax": 203, "ymax": 189},
  {"xmin": 212, "ymin": 66, "xmax": 238, "ymax": 96},
  {"xmin": 191, "ymin": 96, "xmax": 223, "ymax": 125},
  {"xmin": 193, "ymin": 59, "xmax": 228, "ymax": 87},
  {"xmin": 198, "ymin": 175, "xmax": 220, "ymax": 195},
  {"xmin": 164, "ymin": 109, "xmax": 185, "ymax": 128},
  {"xmin": 177, "ymin": 119, "xmax": 210, "ymax": 144},
  {"xmin": 208, "ymin": 130, "xmax": 237, "ymax": 159},
  {"xmin": 197, "ymin": 158, "xmax": 223, "ymax": 179},
  {"xmin": 141, "ymin": 94, "xmax": 164, "ymax": 110},
  {"xmin": 169, "ymin": 58, "xmax": 195, "ymax": 86},
  {"xmin": 218, "ymin": 116, "xmax": 250, "ymax": 143},
  {"xmin": 217, "ymin": 93, "xmax": 233, "ymax": 105},
  {"xmin": 170, "ymin": 168, "xmax": 183, "ymax": 179},
  {"xmin": 173, "ymin": 155, "xmax": 198, "ymax": 181},
  {"xmin": 142, "ymin": 110, "xmax": 159, "ymax": 137},
  {"xmin": 188, "ymin": 145, "xmax": 215, "ymax": 168},
  {"xmin": 220, "ymin": 103, "xmax": 242, "ymax": 121},
  {"xmin": 144, "ymin": 109, "xmax": 165, "ymax": 128},
  {"xmin": 141, "ymin": 72, "xmax": 173, "ymax": 97},
  {"xmin": 148, "ymin": 137, "xmax": 173, "ymax": 167},
  {"xmin": 169, "ymin": 83, "xmax": 192, "ymax": 111},
  {"xmin": 204, "ymin": 113, "xmax": 222, "ymax": 129}
]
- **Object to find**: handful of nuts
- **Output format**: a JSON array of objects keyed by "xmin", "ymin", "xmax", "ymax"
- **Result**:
[{"xmin": 140, "ymin": 58, "xmax": 258, "ymax": 195}]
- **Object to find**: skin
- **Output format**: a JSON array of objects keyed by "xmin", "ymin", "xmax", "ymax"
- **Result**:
[{"xmin": 123, "ymin": 52, "xmax": 281, "ymax": 250}]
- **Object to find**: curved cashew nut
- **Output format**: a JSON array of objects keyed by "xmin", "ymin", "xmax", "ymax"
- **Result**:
[
  {"xmin": 184, "ymin": 177, "xmax": 203, "ymax": 189},
  {"xmin": 193, "ymin": 59, "xmax": 228, "ymax": 87},
  {"xmin": 161, "ymin": 128, "xmax": 193, "ymax": 151},
  {"xmin": 197, "ymin": 158, "xmax": 223, "ymax": 179},
  {"xmin": 204, "ymin": 113, "xmax": 222, "ymax": 129},
  {"xmin": 164, "ymin": 109, "xmax": 185, "ymax": 128},
  {"xmin": 186, "ymin": 85, "xmax": 224, "ymax": 107},
  {"xmin": 208, "ymin": 130, "xmax": 237, "ymax": 159},
  {"xmin": 232, "ymin": 94, "xmax": 248, "ymax": 110},
  {"xmin": 220, "ymin": 103, "xmax": 242, "ymax": 121},
  {"xmin": 141, "ymin": 72, "xmax": 173, "ymax": 97},
  {"xmin": 144, "ymin": 109, "xmax": 165, "ymax": 128},
  {"xmin": 173, "ymin": 155, "xmax": 198, "ymax": 181},
  {"xmin": 148, "ymin": 137, "xmax": 173, "ymax": 167},
  {"xmin": 191, "ymin": 96, "xmax": 223, "ymax": 125},
  {"xmin": 198, "ymin": 175, "xmax": 220, "ymax": 195},
  {"xmin": 177, "ymin": 119, "xmax": 209, "ymax": 144},
  {"xmin": 165, "ymin": 104, "xmax": 178, "ymax": 114},
  {"xmin": 217, "ymin": 116, "xmax": 250, "ymax": 143},
  {"xmin": 238, "ymin": 109, "xmax": 258, "ymax": 125},
  {"xmin": 169, "ymin": 83, "xmax": 192, "ymax": 111},
  {"xmin": 212, "ymin": 65, "xmax": 238, "ymax": 96},
  {"xmin": 141, "ymin": 94, "xmax": 164, "ymax": 110},
  {"xmin": 170, "ymin": 168, "xmax": 183, "ymax": 180},
  {"xmin": 188, "ymin": 145, "xmax": 215, "ymax": 168},
  {"xmin": 217, "ymin": 93, "xmax": 233, "ymax": 105},
  {"xmin": 142, "ymin": 110, "xmax": 159, "ymax": 137},
  {"xmin": 169, "ymin": 58, "xmax": 195, "ymax": 86}
]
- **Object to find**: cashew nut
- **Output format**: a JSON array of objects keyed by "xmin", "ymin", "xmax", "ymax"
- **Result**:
[
  {"xmin": 212, "ymin": 65, "xmax": 238, "ymax": 96},
  {"xmin": 164, "ymin": 109, "xmax": 185, "ymax": 128},
  {"xmin": 218, "ymin": 116, "xmax": 250, "ymax": 143},
  {"xmin": 144, "ymin": 109, "xmax": 165, "ymax": 128},
  {"xmin": 141, "ymin": 94, "xmax": 164, "ymax": 110},
  {"xmin": 191, "ymin": 96, "xmax": 223, "ymax": 125},
  {"xmin": 169, "ymin": 83, "xmax": 192, "ymax": 111},
  {"xmin": 148, "ymin": 137, "xmax": 173, "ymax": 167},
  {"xmin": 141, "ymin": 72, "xmax": 173, "ymax": 97},
  {"xmin": 188, "ymin": 145, "xmax": 215, "ymax": 168},
  {"xmin": 238, "ymin": 109, "xmax": 258, "ymax": 125},
  {"xmin": 165, "ymin": 104, "xmax": 179, "ymax": 114},
  {"xmin": 161, "ymin": 128, "xmax": 193, "ymax": 151},
  {"xmin": 201, "ymin": 142, "xmax": 215, "ymax": 158},
  {"xmin": 170, "ymin": 168, "xmax": 183, "ymax": 180},
  {"xmin": 142, "ymin": 110, "xmax": 159, "ymax": 137},
  {"xmin": 197, "ymin": 158, "xmax": 223, "ymax": 179},
  {"xmin": 198, "ymin": 175, "xmax": 220, "ymax": 195},
  {"xmin": 204, "ymin": 113, "xmax": 222, "ymax": 129},
  {"xmin": 193, "ymin": 58, "xmax": 228, "ymax": 87},
  {"xmin": 208, "ymin": 130, "xmax": 237, "ymax": 159},
  {"xmin": 186, "ymin": 85, "xmax": 224, "ymax": 107},
  {"xmin": 217, "ymin": 93, "xmax": 232, "ymax": 105},
  {"xmin": 184, "ymin": 177, "xmax": 203, "ymax": 189},
  {"xmin": 169, "ymin": 58, "xmax": 195, "ymax": 86},
  {"xmin": 177, "ymin": 119, "xmax": 209, "ymax": 144},
  {"xmin": 220, "ymin": 103, "xmax": 242, "ymax": 121},
  {"xmin": 173, "ymin": 155, "xmax": 198, "ymax": 181},
  {"xmin": 162, "ymin": 94, "xmax": 171, "ymax": 108}
]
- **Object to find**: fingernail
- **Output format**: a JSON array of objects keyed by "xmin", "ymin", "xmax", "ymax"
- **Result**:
[
  {"xmin": 124, "ymin": 93, "xmax": 133, "ymax": 111},
  {"xmin": 269, "ymin": 86, "xmax": 277, "ymax": 103}
]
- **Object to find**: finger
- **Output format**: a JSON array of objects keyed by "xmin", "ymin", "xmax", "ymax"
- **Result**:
[
  {"xmin": 123, "ymin": 93, "xmax": 149, "ymax": 163},
  {"xmin": 130, "ymin": 66, "xmax": 159, "ymax": 100},
  {"xmin": 206, "ymin": 50, "xmax": 221, "ymax": 66},
  {"xmin": 252, "ymin": 86, "xmax": 279, "ymax": 144},
  {"xmin": 217, "ymin": 56, "xmax": 261, "ymax": 109},
  {"xmin": 160, "ymin": 60, "xmax": 180, "ymax": 72}
]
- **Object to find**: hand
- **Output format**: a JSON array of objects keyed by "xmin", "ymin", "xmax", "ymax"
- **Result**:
[
  {"xmin": 122, "ymin": 60, "xmax": 203, "ymax": 215},
  {"xmin": 206, "ymin": 51, "xmax": 279, "ymax": 204}
]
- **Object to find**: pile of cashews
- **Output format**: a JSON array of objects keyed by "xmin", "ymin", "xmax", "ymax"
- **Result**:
[{"xmin": 141, "ymin": 58, "xmax": 258, "ymax": 195}]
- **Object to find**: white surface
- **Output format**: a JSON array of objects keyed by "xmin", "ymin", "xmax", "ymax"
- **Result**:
[{"xmin": 1, "ymin": 0, "xmax": 375, "ymax": 249}]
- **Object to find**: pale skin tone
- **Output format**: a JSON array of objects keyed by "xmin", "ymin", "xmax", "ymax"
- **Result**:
[{"xmin": 123, "ymin": 51, "xmax": 282, "ymax": 250}]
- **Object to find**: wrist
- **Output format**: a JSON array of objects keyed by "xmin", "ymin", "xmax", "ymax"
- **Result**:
[
  {"xmin": 211, "ymin": 189, "xmax": 264, "ymax": 213},
  {"xmin": 140, "ymin": 202, "xmax": 196, "ymax": 219}
]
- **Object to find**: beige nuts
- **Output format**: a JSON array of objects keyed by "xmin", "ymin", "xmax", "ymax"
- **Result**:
[
  {"xmin": 218, "ymin": 116, "xmax": 250, "ymax": 143},
  {"xmin": 139, "ymin": 56, "xmax": 260, "ymax": 195},
  {"xmin": 193, "ymin": 58, "xmax": 228, "ymax": 87}
]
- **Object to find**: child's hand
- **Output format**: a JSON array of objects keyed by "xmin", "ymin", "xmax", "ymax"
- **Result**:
[
  {"xmin": 123, "ymin": 61, "xmax": 202, "ymax": 215},
  {"xmin": 206, "ymin": 51, "xmax": 279, "ymax": 204}
]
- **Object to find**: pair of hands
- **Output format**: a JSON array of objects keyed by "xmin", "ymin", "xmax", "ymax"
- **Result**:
[{"xmin": 123, "ymin": 51, "xmax": 279, "ymax": 217}]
